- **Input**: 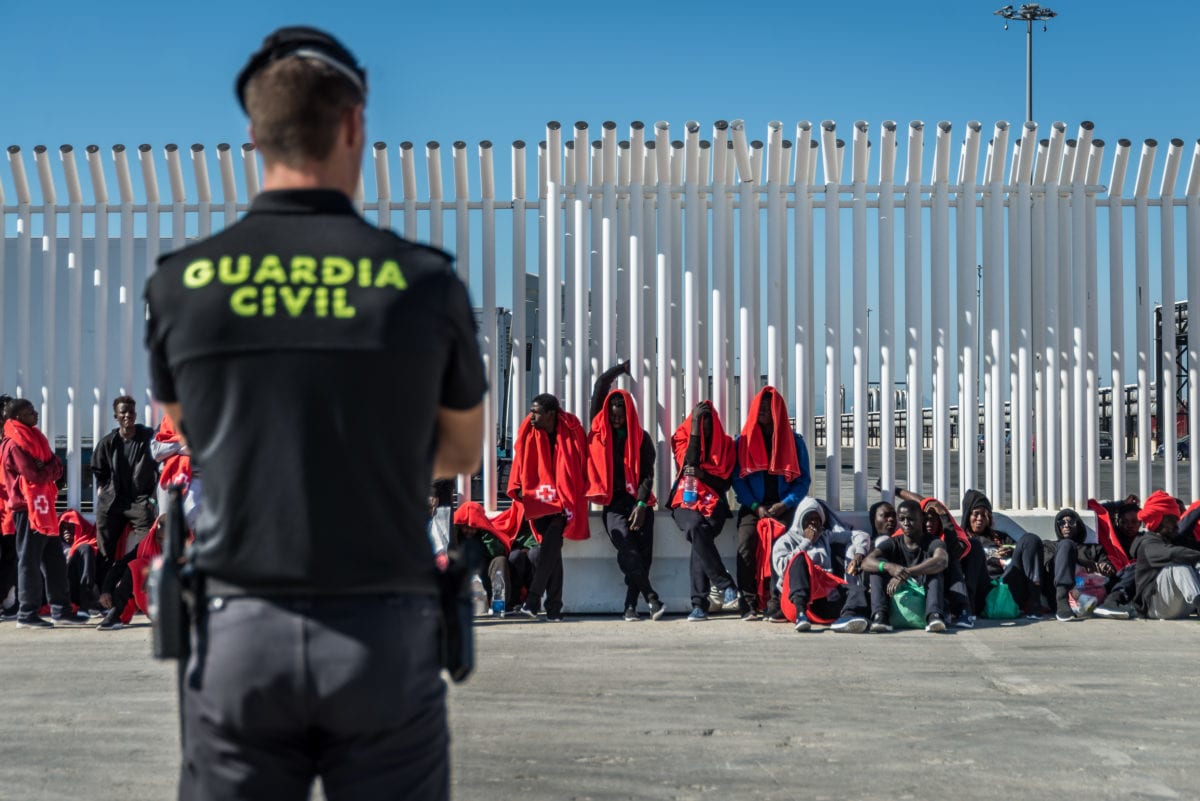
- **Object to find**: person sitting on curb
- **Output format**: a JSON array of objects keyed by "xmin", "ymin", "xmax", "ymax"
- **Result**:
[
  {"xmin": 586, "ymin": 362, "xmax": 663, "ymax": 622},
  {"xmin": 961, "ymin": 489, "xmax": 1047, "ymax": 619},
  {"xmin": 862, "ymin": 500, "xmax": 951, "ymax": 633},
  {"xmin": 453, "ymin": 501, "xmax": 525, "ymax": 617},
  {"xmin": 1129, "ymin": 490, "xmax": 1200, "ymax": 620},
  {"xmin": 669, "ymin": 401, "xmax": 738, "ymax": 622},
  {"xmin": 892, "ymin": 487, "xmax": 977, "ymax": 628},
  {"xmin": 771, "ymin": 497, "xmax": 871, "ymax": 633},
  {"xmin": 731, "ymin": 386, "xmax": 811, "ymax": 621},
  {"xmin": 1044, "ymin": 508, "xmax": 1112, "ymax": 622},
  {"xmin": 868, "ymin": 499, "xmax": 898, "ymax": 547},
  {"xmin": 1087, "ymin": 495, "xmax": 1141, "ymax": 619}
]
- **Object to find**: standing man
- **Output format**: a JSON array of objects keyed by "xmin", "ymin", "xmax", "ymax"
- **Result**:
[
  {"xmin": 586, "ymin": 361, "xmax": 663, "ymax": 621},
  {"xmin": 91, "ymin": 395, "xmax": 157, "ymax": 565},
  {"xmin": 0, "ymin": 399, "xmax": 91, "ymax": 627},
  {"xmin": 144, "ymin": 27, "xmax": 485, "ymax": 801},
  {"xmin": 507, "ymin": 393, "xmax": 587, "ymax": 620}
]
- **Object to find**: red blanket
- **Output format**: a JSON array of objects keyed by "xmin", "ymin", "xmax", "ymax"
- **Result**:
[
  {"xmin": 586, "ymin": 389, "xmax": 655, "ymax": 507},
  {"xmin": 155, "ymin": 414, "xmax": 192, "ymax": 491},
  {"xmin": 2, "ymin": 420, "xmax": 59, "ymax": 536},
  {"xmin": 736, "ymin": 387, "xmax": 801, "ymax": 481},
  {"xmin": 1087, "ymin": 499, "xmax": 1131, "ymax": 572},
  {"xmin": 507, "ymin": 411, "xmax": 589, "ymax": 540},
  {"xmin": 668, "ymin": 407, "xmax": 735, "ymax": 516},
  {"xmin": 779, "ymin": 550, "xmax": 849, "ymax": 625},
  {"xmin": 62, "ymin": 510, "xmax": 98, "ymax": 560},
  {"xmin": 129, "ymin": 518, "xmax": 165, "ymax": 616},
  {"xmin": 0, "ymin": 473, "xmax": 12, "ymax": 536},
  {"xmin": 753, "ymin": 517, "xmax": 788, "ymax": 609},
  {"xmin": 453, "ymin": 501, "xmax": 524, "ymax": 553}
]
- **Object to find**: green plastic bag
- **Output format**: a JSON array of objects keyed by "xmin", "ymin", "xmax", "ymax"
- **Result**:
[
  {"xmin": 983, "ymin": 578, "xmax": 1020, "ymax": 620},
  {"xmin": 889, "ymin": 579, "xmax": 927, "ymax": 629}
]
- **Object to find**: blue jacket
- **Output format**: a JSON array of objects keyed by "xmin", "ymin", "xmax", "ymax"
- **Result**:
[{"xmin": 731, "ymin": 432, "xmax": 812, "ymax": 510}]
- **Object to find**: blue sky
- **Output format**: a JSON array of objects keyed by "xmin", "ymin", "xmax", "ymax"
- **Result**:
[{"xmin": 2, "ymin": 0, "xmax": 1197, "ymax": 408}]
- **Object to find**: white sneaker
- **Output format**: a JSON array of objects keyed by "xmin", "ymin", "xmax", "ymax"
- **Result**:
[
  {"xmin": 925, "ymin": 615, "xmax": 947, "ymax": 633},
  {"xmin": 793, "ymin": 615, "xmax": 812, "ymax": 632}
]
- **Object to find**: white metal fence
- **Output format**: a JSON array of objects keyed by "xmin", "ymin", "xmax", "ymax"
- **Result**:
[{"xmin": 2, "ymin": 120, "xmax": 1198, "ymax": 513}]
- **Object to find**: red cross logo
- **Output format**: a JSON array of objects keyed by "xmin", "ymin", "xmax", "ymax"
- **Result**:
[
  {"xmin": 534, "ymin": 484, "xmax": 558, "ymax": 503},
  {"xmin": 625, "ymin": 481, "xmax": 636, "ymax": 495}
]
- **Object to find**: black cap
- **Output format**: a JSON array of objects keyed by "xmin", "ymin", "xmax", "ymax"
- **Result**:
[{"xmin": 235, "ymin": 26, "xmax": 367, "ymax": 112}]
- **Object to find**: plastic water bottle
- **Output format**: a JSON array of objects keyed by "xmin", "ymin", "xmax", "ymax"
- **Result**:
[
  {"xmin": 683, "ymin": 467, "xmax": 698, "ymax": 504},
  {"xmin": 491, "ymin": 572, "xmax": 506, "ymax": 617},
  {"xmin": 470, "ymin": 574, "xmax": 487, "ymax": 617},
  {"xmin": 1075, "ymin": 575, "xmax": 1085, "ymax": 591}
]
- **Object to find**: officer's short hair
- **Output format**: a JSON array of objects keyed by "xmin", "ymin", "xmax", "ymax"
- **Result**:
[{"xmin": 244, "ymin": 57, "xmax": 364, "ymax": 168}]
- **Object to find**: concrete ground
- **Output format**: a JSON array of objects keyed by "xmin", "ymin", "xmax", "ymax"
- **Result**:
[{"xmin": 1, "ymin": 612, "xmax": 1198, "ymax": 801}]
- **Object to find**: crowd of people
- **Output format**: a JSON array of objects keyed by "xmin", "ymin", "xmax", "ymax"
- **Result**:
[
  {"xmin": 0, "ymin": 394, "xmax": 196, "ymax": 630},
  {"xmin": 2, "ymin": 381, "xmax": 1198, "ymax": 634},
  {"xmin": 452, "ymin": 369, "xmax": 1200, "ymax": 630}
]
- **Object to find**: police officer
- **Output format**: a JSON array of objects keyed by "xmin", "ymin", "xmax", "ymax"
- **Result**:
[{"xmin": 144, "ymin": 27, "xmax": 485, "ymax": 801}]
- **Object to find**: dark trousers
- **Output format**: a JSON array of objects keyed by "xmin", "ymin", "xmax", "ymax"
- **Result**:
[
  {"xmin": 95, "ymin": 495, "xmax": 156, "ymax": 562},
  {"xmin": 943, "ymin": 556, "xmax": 973, "ymax": 616},
  {"xmin": 736, "ymin": 508, "xmax": 790, "ymax": 610},
  {"xmin": 180, "ymin": 594, "xmax": 446, "ymax": 801},
  {"xmin": 1002, "ymin": 533, "xmax": 1047, "ymax": 613},
  {"xmin": 786, "ymin": 557, "xmax": 869, "ymax": 620},
  {"xmin": 525, "ymin": 514, "xmax": 565, "ymax": 615},
  {"xmin": 14, "ymin": 511, "xmax": 70, "ymax": 620},
  {"xmin": 68, "ymin": 546, "xmax": 101, "ymax": 611},
  {"xmin": 868, "ymin": 569, "xmax": 946, "ymax": 621},
  {"xmin": 0, "ymin": 533, "xmax": 17, "ymax": 608},
  {"xmin": 673, "ymin": 507, "xmax": 734, "ymax": 610},
  {"xmin": 604, "ymin": 506, "xmax": 656, "ymax": 607},
  {"xmin": 961, "ymin": 544, "xmax": 992, "ymax": 616},
  {"xmin": 1107, "ymin": 564, "xmax": 1137, "ymax": 605}
]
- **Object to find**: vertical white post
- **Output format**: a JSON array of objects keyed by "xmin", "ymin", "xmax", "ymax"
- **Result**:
[
  {"xmin": 683, "ymin": 122, "xmax": 702, "ymax": 411},
  {"xmin": 731, "ymin": 120, "xmax": 756, "ymax": 420},
  {"xmin": 698, "ymin": 137, "xmax": 712, "ymax": 408},
  {"xmin": 511, "ymin": 141, "xmax": 527, "ymax": 462},
  {"xmin": 114, "ymin": 145, "xmax": 137, "ymax": 396},
  {"xmin": 1068, "ymin": 123, "xmax": 1094, "ymax": 508},
  {"xmin": 1057, "ymin": 138, "xmax": 1076, "ymax": 508},
  {"xmin": 34, "ymin": 147, "xmax": 58, "ymax": 445},
  {"xmin": 851, "ymin": 121, "xmax": 870, "ymax": 509},
  {"xmin": 1132, "ymin": 140, "xmax": 1157, "ymax": 499},
  {"xmin": 537, "ymin": 140, "xmax": 548, "ymax": 394},
  {"xmin": 1158, "ymin": 139, "xmax": 1184, "ymax": 499},
  {"xmin": 1012, "ymin": 124, "xmax": 1036, "ymax": 509},
  {"xmin": 1041, "ymin": 124, "xmax": 1065, "ymax": 508},
  {"xmin": 1185, "ymin": 141, "xmax": 1200, "ymax": 497},
  {"xmin": 1031, "ymin": 137, "xmax": 1049, "ymax": 507},
  {"xmin": 0, "ymin": 153, "xmax": 5, "ymax": 392},
  {"xmin": 879, "ymin": 122, "xmax": 899, "ymax": 503},
  {"xmin": 86, "ymin": 145, "xmax": 109, "ymax": 480},
  {"xmin": 1084, "ymin": 141, "xmax": 1104, "ymax": 502},
  {"xmin": 372, "ymin": 142, "xmax": 391, "ymax": 230},
  {"xmin": 427, "ymin": 141, "xmax": 444, "ymax": 249},
  {"xmin": 712, "ymin": 121, "xmax": 730, "ymax": 419},
  {"xmin": 984, "ymin": 123, "xmax": 1009, "ymax": 503},
  {"xmin": 399, "ymin": 142, "xmax": 417, "ymax": 240},
  {"xmin": 670, "ymin": 139, "xmax": 685, "ymax": 427},
  {"xmin": 452, "ymin": 140, "xmax": 472, "ymax": 501},
  {"xmin": 545, "ymin": 122, "xmax": 562, "ymax": 400},
  {"xmin": 8, "ymin": 147, "xmax": 32, "ymax": 401},
  {"xmin": 628, "ymin": 123, "xmax": 648, "ymax": 430},
  {"xmin": 930, "ymin": 123, "xmax": 952, "ymax": 504},
  {"xmin": 654, "ymin": 122, "xmax": 674, "ymax": 495},
  {"xmin": 479, "ymin": 141, "xmax": 498, "ymax": 509},
  {"xmin": 144, "ymin": 143, "xmax": 168, "ymax": 418},
  {"xmin": 601, "ymin": 122, "xmax": 618, "ymax": 372},
  {"xmin": 571, "ymin": 122, "xmax": 590, "ymax": 421},
  {"xmin": 956, "ymin": 123, "xmax": 982, "ymax": 499},
  {"xmin": 241, "ymin": 143, "xmax": 260, "ymax": 203},
  {"xmin": 61, "ymin": 146, "xmax": 84, "ymax": 509},
  {"xmin": 616, "ymin": 139, "xmax": 630, "ymax": 360},
  {"xmin": 821, "ymin": 121, "xmax": 842, "ymax": 508},
  {"xmin": 1107, "ymin": 140, "xmax": 1131, "ymax": 500},
  {"xmin": 792, "ymin": 123, "xmax": 815, "ymax": 450},
  {"xmin": 765, "ymin": 121, "xmax": 785, "ymax": 393},
  {"xmin": 904, "ymin": 122, "xmax": 925, "ymax": 496}
]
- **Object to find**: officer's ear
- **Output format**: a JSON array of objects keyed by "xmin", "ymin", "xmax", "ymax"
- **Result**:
[{"xmin": 340, "ymin": 103, "xmax": 365, "ymax": 151}]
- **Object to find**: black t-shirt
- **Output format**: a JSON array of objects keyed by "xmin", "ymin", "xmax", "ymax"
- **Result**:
[
  {"xmin": 144, "ymin": 189, "xmax": 487, "ymax": 593},
  {"xmin": 875, "ymin": 534, "xmax": 946, "ymax": 568}
]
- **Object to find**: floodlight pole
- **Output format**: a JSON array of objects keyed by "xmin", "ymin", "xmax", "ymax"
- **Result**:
[{"xmin": 995, "ymin": 4, "xmax": 1058, "ymax": 123}]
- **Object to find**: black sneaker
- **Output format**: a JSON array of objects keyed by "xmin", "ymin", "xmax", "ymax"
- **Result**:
[
  {"xmin": 869, "ymin": 612, "xmax": 893, "ymax": 633},
  {"xmin": 925, "ymin": 614, "xmax": 947, "ymax": 633},
  {"xmin": 0, "ymin": 604, "xmax": 18, "ymax": 621},
  {"xmin": 648, "ymin": 597, "xmax": 666, "ymax": 621},
  {"xmin": 52, "ymin": 610, "xmax": 92, "ymax": 626},
  {"xmin": 738, "ymin": 597, "xmax": 759, "ymax": 620},
  {"xmin": 545, "ymin": 611, "xmax": 565, "ymax": 622},
  {"xmin": 16, "ymin": 614, "xmax": 53, "ymax": 629},
  {"xmin": 97, "ymin": 609, "xmax": 124, "ymax": 631},
  {"xmin": 623, "ymin": 606, "xmax": 639, "ymax": 622}
]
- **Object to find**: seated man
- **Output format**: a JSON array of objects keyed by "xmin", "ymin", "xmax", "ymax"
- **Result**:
[
  {"xmin": 862, "ymin": 500, "xmax": 951, "ymax": 633},
  {"xmin": 868, "ymin": 500, "xmax": 897, "ymax": 547},
  {"xmin": 1044, "ymin": 508, "xmax": 1113, "ymax": 621},
  {"xmin": 731, "ymin": 387, "xmax": 811, "ymax": 621},
  {"xmin": 771, "ymin": 497, "xmax": 870, "ymax": 633},
  {"xmin": 586, "ymin": 362, "xmax": 663, "ymax": 621},
  {"xmin": 61, "ymin": 510, "xmax": 102, "ymax": 615},
  {"xmin": 1087, "ymin": 495, "xmax": 1141, "ymax": 618},
  {"xmin": 453, "ymin": 500, "xmax": 524, "ymax": 616},
  {"xmin": 961, "ymin": 489, "xmax": 1046, "ymax": 618},
  {"xmin": 894, "ymin": 488, "xmax": 977, "ymax": 627},
  {"xmin": 669, "ymin": 401, "xmax": 738, "ymax": 622},
  {"xmin": 1129, "ymin": 491, "xmax": 1200, "ymax": 620}
]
